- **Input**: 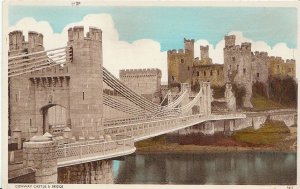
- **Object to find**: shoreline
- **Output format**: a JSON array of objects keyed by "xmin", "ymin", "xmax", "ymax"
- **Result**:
[{"xmin": 135, "ymin": 143, "xmax": 296, "ymax": 154}]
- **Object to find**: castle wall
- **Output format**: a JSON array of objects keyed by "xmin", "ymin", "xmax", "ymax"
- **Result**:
[
  {"xmin": 167, "ymin": 38, "xmax": 194, "ymax": 85},
  {"xmin": 192, "ymin": 64, "xmax": 224, "ymax": 87},
  {"xmin": 251, "ymin": 52, "xmax": 269, "ymax": 84},
  {"xmin": 267, "ymin": 57, "xmax": 296, "ymax": 78},
  {"xmin": 119, "ymin": 68, "xmax": 162, "ymax": 102}
]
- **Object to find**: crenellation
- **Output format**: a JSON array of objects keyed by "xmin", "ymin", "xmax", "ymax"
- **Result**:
[
  {"xmin": 241, "ymin": 42, "xmax": 251, "ymax": 51},
  {"xmin": 28, "ymin": 31, "xmax": 43, "ymax": 49},
  {"xmin": 286, "ymin": 59, "xmax": 296, "ymax": 64},
  {"xmin": 120, "ymin": 68, "xmax": 162, "ymax": 77},
  {"xmin": 87, "ymin": 27, "xmax": 102, "ymax": 41},
  {"xmin": 119, "ymin": 68, "xmax": 162, "ymax": 102},
  {"xmin": 224, "ymin": 35, "xmax": 236, "ymax": 48},
  {"xmin": 167, "ymin": 49, "xmax": 185, "ymax": 55},
  {"xmin": 9, "ymin": 31, "xmax": 24, "ymax": 51},
  {"xmin": 68, "ymin": 26, "xmax": 84, "ymax": 41},
  {"xmin": 252, "ymin": 51, "xmax": 268, "ymax": 59}
]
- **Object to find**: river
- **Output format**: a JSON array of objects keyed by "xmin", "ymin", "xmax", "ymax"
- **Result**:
[{"xmin": 113, "ymin": 152, "xmax": 296, "ymax": 185}]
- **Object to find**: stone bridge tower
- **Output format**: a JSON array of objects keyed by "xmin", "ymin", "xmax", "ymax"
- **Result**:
[
  {"xmin": 8, "ymin": 31, "xmax": 45, "ymax": 138},
  {"xmin": 67, "ymin": 26, "xmax": 104, "ymax": 137},
  {"xmin": 8, "ymin": 26, "xmax": 104, "ymax": 139}
]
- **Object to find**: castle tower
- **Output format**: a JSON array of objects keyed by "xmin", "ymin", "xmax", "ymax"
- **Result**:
[
  {"xmin": 9, "ymin": 31, "xmax": 24, "ymax": 51},
  {"xmin": 223, "ymin": 35, "xmax": 253, "ymax": 108},
  {"xmin": 67, "ymin": 26, "xmax": 104, "ymax": 137},
  {"xmin": 184, "ymin": 38, "xmax": 195, "ymax": 59},
  {"xmin": 28, "ymin": 31, "xmax": 44, "ymax": 52},
  {"xmin": 8, "ymin": 31, "xmax": 45, "ymax": 139},
  {"xmin": 224, "ymin": 35, "xmax": 236, "ymax": 48},
  {"xmin": 200, "ymin": 45, "xmax": 212, "ymax": 64}
]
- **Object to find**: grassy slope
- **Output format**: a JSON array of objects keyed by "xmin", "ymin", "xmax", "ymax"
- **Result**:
[
  {"xmin": 135, "ymin": 135, "xmax": 166, "ymax": 148},
  {"xmin": 250, "ymin": 93, "xmax": 285, "ymax": 111},
  {"xmin": 232, "ymin": 119, "xmax": 290, "ymax": 145}
]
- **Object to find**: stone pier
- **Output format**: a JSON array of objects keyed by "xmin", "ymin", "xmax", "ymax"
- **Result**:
[{"xmin": 23, "ymin": 135, "xmax": 57, "ymax": 183}]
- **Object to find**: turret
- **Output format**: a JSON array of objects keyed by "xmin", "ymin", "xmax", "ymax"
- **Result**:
[
  {"xmin": 68, "ymin": 26, "xmax": 84, "ymax": 41},
  {"xmin": 184, "ymin": 38, "xmax": 195, "ymax": 58},
  {"xmin": 224, "ymin": 35, "xmax": 236, "ymax": 48},
  {"xmin": 241, "ymin": 42, "xmax": 251, "ymax": 51},
  {"xmin": 200, "ymin": 45, "xmax": 209, "ymax": 61},
  {"xmin": 9, "ymin": 30, "xmax": 24, "ymax": 51}
]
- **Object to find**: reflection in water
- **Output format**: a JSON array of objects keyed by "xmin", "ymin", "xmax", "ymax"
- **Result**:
[{"xmin": 113, "ymin": 152, "xmax": 296, "ymax": 184}]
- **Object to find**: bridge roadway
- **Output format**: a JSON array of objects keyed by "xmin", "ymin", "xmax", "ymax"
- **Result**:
[{"xmin": 56, "ymin": 112, "xmax": 246, "ymax": 167}]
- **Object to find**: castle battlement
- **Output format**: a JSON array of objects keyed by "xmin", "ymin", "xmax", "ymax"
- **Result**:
[
  {"xmin": 184, "ymin": 38, "xmax": 195, "ymax": 43},
  {"xmin": 252, "ymin": 51, "xmax": 268, "ymax": 59},
  {"xmin": 268, "ymin": 56, "xmax": 296, "ymax": 65},
  {"xmin": 224, "ymin": 45, "xmax": 241, "ymax": 51},
  {"xmin": 68, "ymin": 26, "xmax": 102, "ymax": 42},
  {"xmin": 241, "ymin": 42, "xmax": 251, "ymax": 51},
  {"xmin": 224, "ymin": 35, "xmax": 236, "ymax": 47},
  {"xmin": 120, "ymin": 68, "xmax": 162, "ymax": 77},
  {"xmin": 28, "ymin": 31, "xmax": 43, "ymax": 48},
  {"xmin": 167, "ymin": 49, "xmax": 185, "ymax": 55},
  {"xmin": 286, "ymin": 59, "xmax": 296, "ymax": 64},
  {"xmin": 9, "ymin": 30, "xmax": 44, "ymax": 51}
]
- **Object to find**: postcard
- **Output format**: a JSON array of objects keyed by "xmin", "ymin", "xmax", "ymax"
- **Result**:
[{"xmin": 2, "ymin": 1, "xmax": 299, "ymax": 189}]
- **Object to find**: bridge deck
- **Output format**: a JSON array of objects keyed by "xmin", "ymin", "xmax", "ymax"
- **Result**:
[{"xmin": 55, "ymin": 113, "xmax": 245, "ymax": 166}]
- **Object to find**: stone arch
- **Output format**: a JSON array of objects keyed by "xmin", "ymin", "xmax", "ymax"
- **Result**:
[{"xmin": 40, "ymin": 103, "xmax": 68, "ymax": 135}]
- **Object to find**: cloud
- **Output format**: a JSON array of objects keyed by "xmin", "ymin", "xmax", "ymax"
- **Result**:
[
  {"xmin": 194, "ymin": 31, "xmax": 297, "ymax": 65},
  {"xmin": 9, "ymin": 14, "xmax": 167, "ymax": 81}
]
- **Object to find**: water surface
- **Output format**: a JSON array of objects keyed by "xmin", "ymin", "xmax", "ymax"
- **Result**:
[{"xmin": 113, "ymin": 152, "xmax": 296, "ymax": 185}]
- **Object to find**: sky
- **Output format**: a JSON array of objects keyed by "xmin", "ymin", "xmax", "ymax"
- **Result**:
[{"xmin": 8, "ymin": 6, "xmax": 298, "ymax": 81}]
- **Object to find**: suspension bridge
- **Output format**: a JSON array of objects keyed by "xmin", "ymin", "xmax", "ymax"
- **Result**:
[{"xmin": 8, "ymin": 26, "xmax": 246, "ymax": 183}]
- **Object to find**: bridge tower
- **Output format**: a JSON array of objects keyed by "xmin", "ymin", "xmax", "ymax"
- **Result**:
[
  {"xmin": 8, "ymin": 31, "xmax": 45, "ymax": 139},
  {"xmin": 201, "ymin": 82, "xmax": 212, "ymax": 116},
  {"xmin": 67, "ymin": 26, "xmax": 104, "ymax": 137}
]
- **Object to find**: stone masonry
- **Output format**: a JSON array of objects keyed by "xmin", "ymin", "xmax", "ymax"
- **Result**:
[
  {"xmin": 167, "ymin": 38, "xmax": 194, "ymax": 85},
  {"xmin": 23, "ymin": 135, "xmax": 57, "ymax": 183},
  {"xmin": 8, "ymin": 26, "xmax": 104, "ymax": 140},
  {"xmin": 223, "ymin": 35, "xmax": 296, "ymax": 107},
  {"xmin": 119, "ymin": 68, "xmax": 162, "ymax": 103},
  {"xmin": 168, "ymin": 35, "xmax": 296, "ymax": 107},
  {"xmin": 223, "ymin": 35, "xmax": 253, "ymax": 108},
  {"xmin": 168, "ymin": 40, "xmax": 224, "ymax": 87}
]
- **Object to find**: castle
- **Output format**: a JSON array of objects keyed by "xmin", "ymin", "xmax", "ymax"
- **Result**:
[
  {"xmin": 119, "ymin": 68, "xmax": 162, "ymax": 103},
  {"xmin": 223, "ymin": 35, "xmax": 296, "ymax": 107},
  {"xmin": 168, "ymin": 40, "xmax": 225, "ymax": 88},
  {"xmin": 168, "ymin": 35, "xmax": 296, "ymax": 108}
]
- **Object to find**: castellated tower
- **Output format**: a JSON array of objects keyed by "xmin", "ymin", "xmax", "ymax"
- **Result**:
[
  {"xmin": 200, "ymin": 45, "xmax": 212, "ymax": 64},
  {"xmin": 224, "ymin": 35, "xmax": 236, "ymax": 48},
  {"xmin": 168, "ymin": 38, "xmax": 194, "ymax": 86},
  {"xmin": 8, "ymin": 31, "xmax": 45, "ymax": 138},
  {"xmin": 223, "ymin": 35, "xmax": 253, "ymax": 108},
  {"xmin": 184, "ymin": 38, "xmax": 195, "ymax": 60},
  {"xmin": 67, "ymin": 26, "xmax": 104, "ymax": 137}
]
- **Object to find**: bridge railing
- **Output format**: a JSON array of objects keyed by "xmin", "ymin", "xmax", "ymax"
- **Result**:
[
  {"xmin": 56, "ymin": 136, "xmax": 134, "ymax": 165},
  {"xmin": 104, "ymin": 113, "xmax": 206, "ymax": 141},
  {"xmin": 104, "ymin": 113, "xmax": 246, "ymax": 141}
]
